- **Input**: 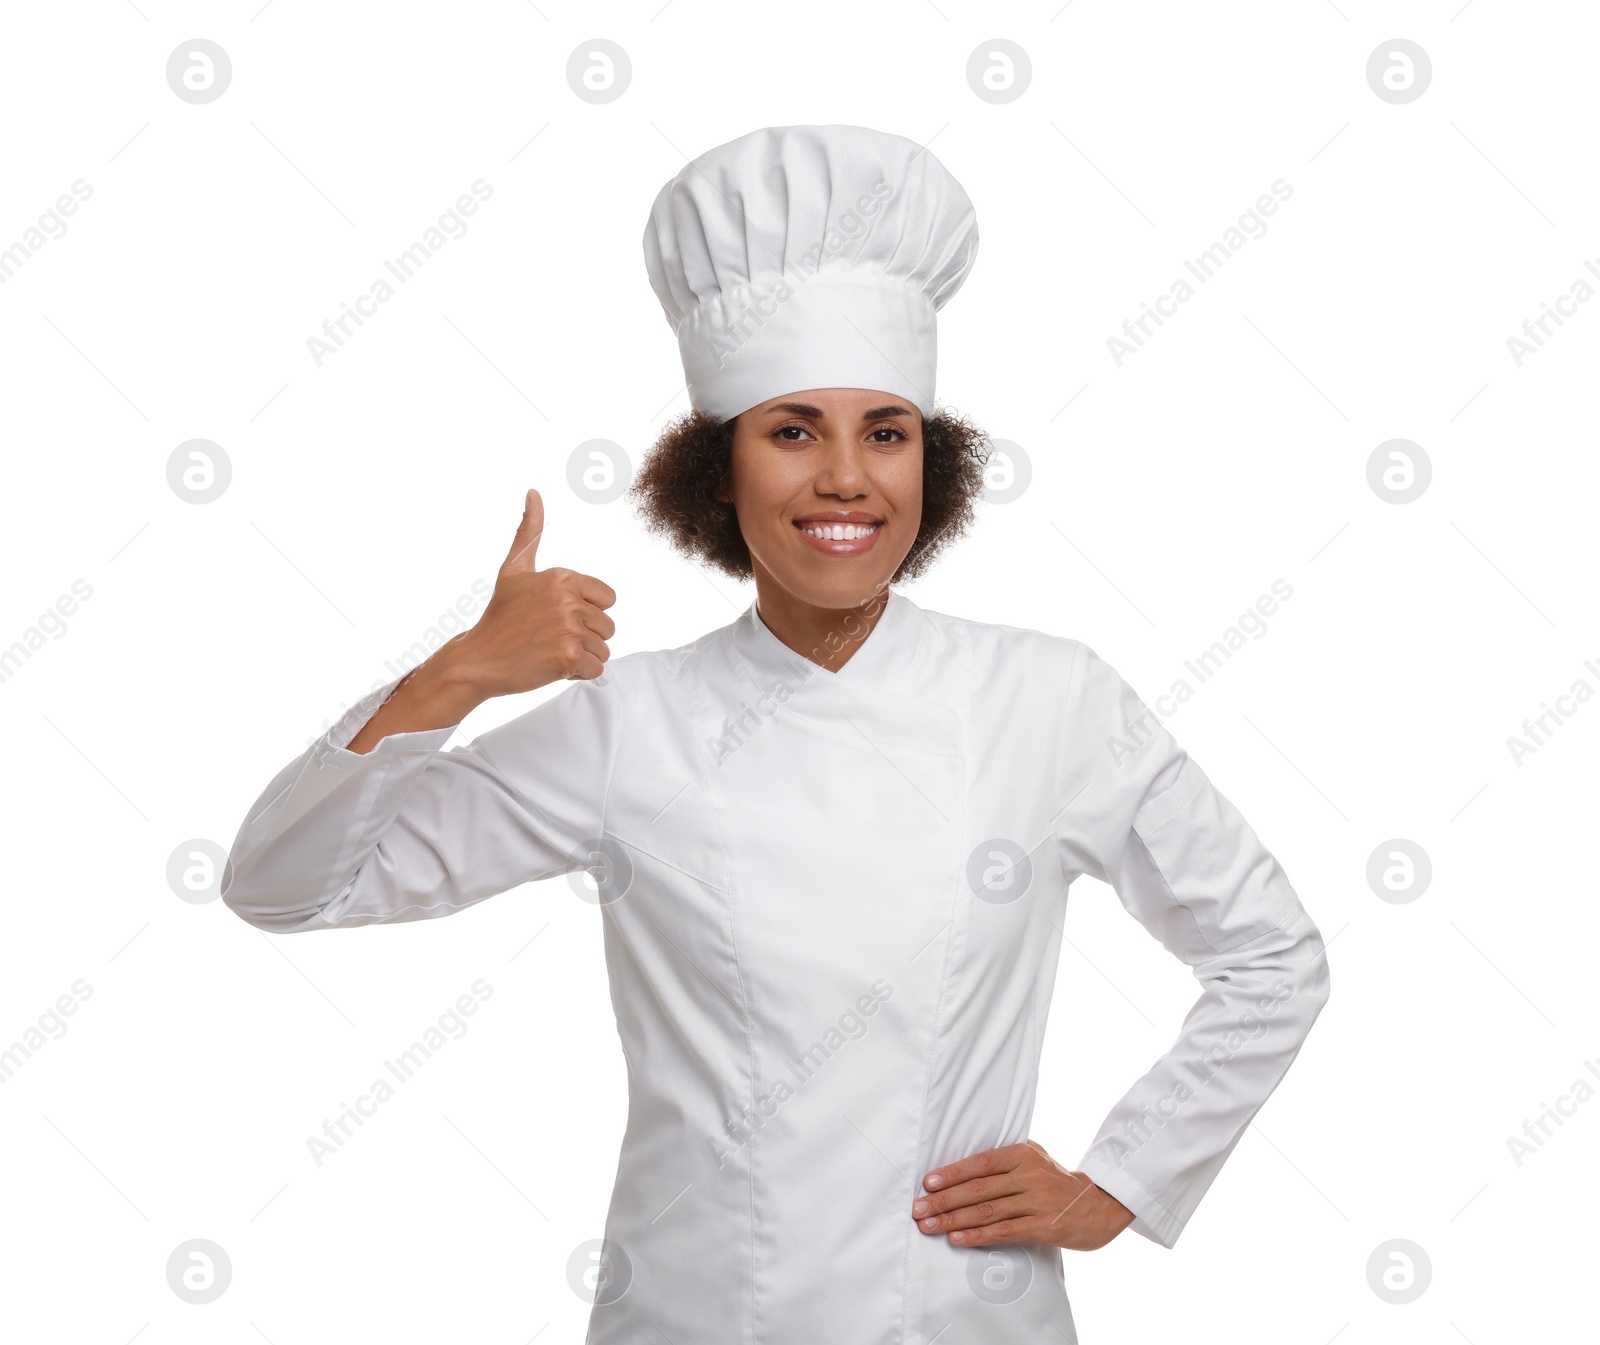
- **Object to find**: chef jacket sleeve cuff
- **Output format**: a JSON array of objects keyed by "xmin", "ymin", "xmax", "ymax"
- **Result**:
[
  {"xmin": 1076, "ymin": 1154, "xmax": 1186, "ymax": 1249},
  {"xmin": 316, "ymin": 671, "xmax": 459, "ymax": 765},
  {"xmin": 262, "ymin": 674, "xmax": 459, "ymax": 842}
]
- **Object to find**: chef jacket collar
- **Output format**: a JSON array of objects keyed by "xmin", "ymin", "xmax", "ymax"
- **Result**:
[{"xmin": 731, "ymin": 583, "xmax": 924, "ymax": 697}]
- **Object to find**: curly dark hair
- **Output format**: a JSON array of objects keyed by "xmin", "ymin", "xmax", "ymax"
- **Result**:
[{"xmin": 627, "ymin": 406, "xmax": 992, "ymax": 582}]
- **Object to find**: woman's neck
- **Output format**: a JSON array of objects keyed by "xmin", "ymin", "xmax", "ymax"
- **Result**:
[{"xmin": 751, "ymin": 574, "xmax": 892, "ymax": 673}]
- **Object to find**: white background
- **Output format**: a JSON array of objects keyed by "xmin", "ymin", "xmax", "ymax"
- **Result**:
[{"xmin": 2, "ymin": 2, "xmax": 1594, "ymax": 1341}]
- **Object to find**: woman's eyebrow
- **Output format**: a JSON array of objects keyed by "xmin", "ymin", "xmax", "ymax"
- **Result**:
[{"xmin": 766, "ymin": 402, "xmax": 913, "ymax": 419}]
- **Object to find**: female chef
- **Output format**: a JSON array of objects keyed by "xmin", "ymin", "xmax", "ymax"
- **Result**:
[{"xmin": 222, "ymin": 125, "xmax": 1331, "ymax": 1344}]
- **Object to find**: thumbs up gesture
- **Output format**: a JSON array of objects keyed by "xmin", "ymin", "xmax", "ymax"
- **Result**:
[
  {"xmin": 341, "ymin": 490, "xmax": 616, "ymax": 754},
  {"xmin": 451, "ymin": 489, "xmax": 617, "ymax": 696}
]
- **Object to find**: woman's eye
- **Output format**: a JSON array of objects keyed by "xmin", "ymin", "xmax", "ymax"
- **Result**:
[{"xmin": 772, "ymin": 424, "xmax": 905, "ymax": 443}]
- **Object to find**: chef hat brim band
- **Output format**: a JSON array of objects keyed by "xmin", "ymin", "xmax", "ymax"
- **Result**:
[{"xmin": 680, "ymin": 271, "xmax": 938, "ymax": 422}]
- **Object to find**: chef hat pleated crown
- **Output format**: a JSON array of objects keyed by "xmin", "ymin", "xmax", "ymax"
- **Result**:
[{"xmin": 642, "ymin": 124, "xmax": 979, "ymax": 422}]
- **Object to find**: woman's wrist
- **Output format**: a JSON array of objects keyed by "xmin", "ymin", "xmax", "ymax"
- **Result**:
[
  {"xmin": 343, "ymin": 645, "xmax": 487, "ymax": 755},
  {"xmin": 398, "ymin": 644, "xmax": 490, "ymax": 725}
]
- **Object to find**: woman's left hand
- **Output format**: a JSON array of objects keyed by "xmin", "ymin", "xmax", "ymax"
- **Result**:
[{"xmin": 911, "ymin": 1140, "xmax": 1135, "ymax": 1251}]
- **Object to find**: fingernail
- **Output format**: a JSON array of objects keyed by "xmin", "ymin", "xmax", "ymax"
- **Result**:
[
  {"xmin": 925, "ymin": 1174, "xmax": 943, "ymax": 1189},
  {"xmin": 949, "ymin": 1231, "xmax": 966, "ymax": 1241},
  {"xmin": 921, "ymin": 1217, "xmax": 939, "ymax": 1229},
  {"xmin": 912, "ymin": 1200, "xmax": 929, "ymax": 1216}
]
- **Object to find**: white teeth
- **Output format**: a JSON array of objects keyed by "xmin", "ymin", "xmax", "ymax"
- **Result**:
[{"xmin": 801, "ymin": 522, "xmax": 879, "ymax": 540}]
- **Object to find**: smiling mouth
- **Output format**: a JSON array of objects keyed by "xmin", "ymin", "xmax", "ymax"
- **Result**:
[
  {"xmin": 792, "ymin": 517, "xmax": 884, "ymax": 556},
  {"xmin": 795, "ymin": 520, "xmax": 882, "ymax": 540}
]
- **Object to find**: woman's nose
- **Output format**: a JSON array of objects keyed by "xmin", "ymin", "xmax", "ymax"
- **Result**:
[{"xmin": 812, "ymin": 440, "xmax": 869, "ymax": 494}]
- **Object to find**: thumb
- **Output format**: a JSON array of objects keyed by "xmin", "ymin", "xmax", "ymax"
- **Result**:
[{"xmin": 503, "ymin": 488, "xmax": 544, "ymax": 572}]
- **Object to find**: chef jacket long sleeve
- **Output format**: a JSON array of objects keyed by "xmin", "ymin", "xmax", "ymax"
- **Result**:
[
  {"xmin": 219, "ymin": 590, "xmax": 1331, "ymax": 1342},
  {"xmin": 221, "ymin": 670, "xmax": 617, "ymax": 934},
  {"xmin": 1056, "ymin": 644, "xmax": 1332, "ymax": 1249}
]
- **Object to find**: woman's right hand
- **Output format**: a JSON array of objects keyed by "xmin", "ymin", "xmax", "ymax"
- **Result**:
[
  {"xmin": 441, "ymin": 488, "xmax": 617, "ymax": 697},
  {"xmin": 342, "ymin": 490, "xmax": 615, "ymax": 754}
]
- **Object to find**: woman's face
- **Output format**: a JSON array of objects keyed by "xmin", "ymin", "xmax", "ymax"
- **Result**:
[{"xmin": 720, "ymin": 388, "xmax": 923, "ymax": 610}]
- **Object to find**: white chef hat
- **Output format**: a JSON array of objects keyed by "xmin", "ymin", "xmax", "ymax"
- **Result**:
[{"xmin": 642, "ymin": 124, "xmax": 979, "ymax": 423}]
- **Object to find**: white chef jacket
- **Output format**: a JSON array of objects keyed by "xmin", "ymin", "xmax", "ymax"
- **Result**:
[{"xmin": 222, "ymin": 585, "xmax": 1330, "ymax": 1344}]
